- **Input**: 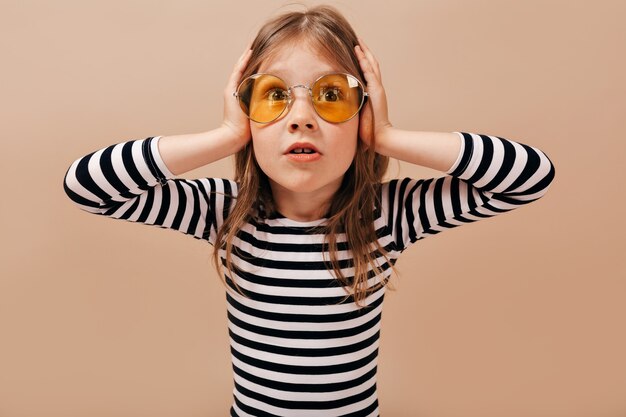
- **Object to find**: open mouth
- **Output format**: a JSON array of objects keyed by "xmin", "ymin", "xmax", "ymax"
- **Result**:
[
  {"xmin": 289, "ymin": 148, "xmax": 317, "ymax": 154},
  {"xmin": 285, "ymin": 142, "xmax": 321, "ymax": 159},
  {"xmin": 285, "ymin": 148, "xmax": 321, "ymax": 162}
]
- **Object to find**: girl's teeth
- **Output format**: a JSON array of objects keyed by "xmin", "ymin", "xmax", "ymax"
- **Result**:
[{"xmin": 292, "ymin": 148, "xmax": 314, "ymax": 154}]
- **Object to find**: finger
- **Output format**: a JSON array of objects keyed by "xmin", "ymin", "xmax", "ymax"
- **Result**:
[
  {"xmin": 354, "ymin": 45, "xmax": 378, "ymax": 85},
  {"xmin": 244, "ymin": 37, "xmax": 254, "ymax": 51},
  {"xmin": 228, "ymin": 48, "xmax": 253, "ymax": 94},
  {"xmin": 359, "ymin": 43, "xmax": 381, "ymax": 80},
  {"xmin": 233, "ymin": 48, "xmax": 252, "ymax": 78},
  {"xmin": 355, "ymin": 45, "xmax": 378, "ymax": 85},
  {"xmin": 237, "ymin": 47, "xmax": 252, "ymax": 66},
  {"xmin": 357, "ymin": 37, "xmax": 375, "ymax": 62},
  {"xmin": 356, "ymin": 37, "xmax": 381, "ymax": 79},
  {"xmin": 235, "ymin": 38, "xmax": 254, "ymax": 68}
]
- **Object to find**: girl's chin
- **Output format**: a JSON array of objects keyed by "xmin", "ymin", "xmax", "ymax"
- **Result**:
[{"xmin": 268, "ymin": 176, "xmax": 344, "ymax": 195}]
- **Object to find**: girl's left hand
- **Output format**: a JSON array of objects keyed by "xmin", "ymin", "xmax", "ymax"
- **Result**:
[{"xmin": 355, "ymin": 37, "xmax": 393, "ymax": 151}]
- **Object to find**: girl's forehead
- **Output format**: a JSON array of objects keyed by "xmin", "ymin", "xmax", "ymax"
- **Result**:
[
  {"xmin": 258, "ymin": 45, "xmax": 343, "ymax": 83},
  {"xmin": 262, "ymin": 67, "xmax": 340, "ymax": 83}
]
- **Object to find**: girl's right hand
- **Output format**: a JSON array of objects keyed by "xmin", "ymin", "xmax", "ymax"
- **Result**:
[{"xmin": 221, "ymin": 43, "xmax": 254, "ymax": 150}]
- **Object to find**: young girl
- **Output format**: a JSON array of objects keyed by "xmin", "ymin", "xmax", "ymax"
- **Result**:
[{"xmin": 63, "ymin": 5, "xmax": 555, "ymax": 417}]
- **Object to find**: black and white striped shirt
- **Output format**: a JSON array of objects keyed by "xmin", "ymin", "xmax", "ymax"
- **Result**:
[{"xmin": 63, "ymin": 131, "xmax": 555, "ymax": 416}]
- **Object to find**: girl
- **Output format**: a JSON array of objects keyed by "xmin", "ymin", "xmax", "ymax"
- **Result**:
[{"xmin": 63, "ymin": 5, "xmax": 555, "ymax": 417}]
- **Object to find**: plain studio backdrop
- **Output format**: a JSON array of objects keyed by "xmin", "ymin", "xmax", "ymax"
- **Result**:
[{"xmin": 1, "ymin": 0, "xmax": 624, "ymax": 416}]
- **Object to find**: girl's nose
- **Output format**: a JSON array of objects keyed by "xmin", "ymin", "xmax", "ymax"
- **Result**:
[{"xmin": 286, "ymin": 88, "xmax": 318, "ymax": 132}]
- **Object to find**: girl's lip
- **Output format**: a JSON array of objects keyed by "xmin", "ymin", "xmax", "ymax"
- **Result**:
[
  {"xmin": 284, "ymin": 142, "xmax": 321, "ymax": 154},
  {"xmin": 285, "ymin": 153, "xmax": 321, "ymax": 162}
]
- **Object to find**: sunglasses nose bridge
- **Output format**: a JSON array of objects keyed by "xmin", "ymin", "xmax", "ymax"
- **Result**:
[
  {"xmin": 289, "ymin": 84, "xmax": 312, "ymax": 98},
  {"xmin": 286, "ymin": 84, "xmax": 313, "ymax": 108}
]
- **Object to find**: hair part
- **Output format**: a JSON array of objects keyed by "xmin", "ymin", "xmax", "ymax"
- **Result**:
[{"xmin": 211, "ymin": 4, "xmax": 399, "ymax": 307}]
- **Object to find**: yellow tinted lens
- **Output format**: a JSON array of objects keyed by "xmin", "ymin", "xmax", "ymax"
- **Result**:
[
  {"xmin": 237, "ymin": 74, "xmax": 288, "ymax": 123},
  {"xmin": 312, "ymin": 74, "xmax": 364, "ymax": 123}
]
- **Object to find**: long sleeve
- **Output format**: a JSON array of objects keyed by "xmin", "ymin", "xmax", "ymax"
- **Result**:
[
  {"xmin": 380, "ymin": 131, "xmax": 556, "ymax": 254},
  {"xmin": 62, "ymin": 136, "xmax": 236, "ymax": 246}
]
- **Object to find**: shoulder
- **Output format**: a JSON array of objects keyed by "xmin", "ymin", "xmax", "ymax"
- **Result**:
[
  {"xmin": 194, "ymin": 178, "xmax": 240, "ymax": 197},
  {"xmin": 378, "ymin": 177, "xmax": 416, "ymax": 195},
  {"xmin": 376, "ymin": 177, "xmax": 423, "ymax": 214}
]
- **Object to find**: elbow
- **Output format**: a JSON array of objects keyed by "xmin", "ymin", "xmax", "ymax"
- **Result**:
[
  {"xmin": 538, "ymin": 152, "xmax": 556, "ymax": 197},
  {"xmin": 524, "ymin": 150, "xmax": 556, "ymax": 201},
  {"xmin": 62, "ymin": 165, "xmax": 86, "ymax": 210},
  {"xmin": 62, "ymin": 159, "xmax": 101, "ymax": 213},
  {"xmin": 62, "ymin": 165, "xmax": 74, "ymax": 197},
  {"xmin": 62, "ymin": 168, "xmax": 80, "ymax": 204},
  {"xmin": 545, "ymin": 153, "xmax": 556, "ymax": 188}
]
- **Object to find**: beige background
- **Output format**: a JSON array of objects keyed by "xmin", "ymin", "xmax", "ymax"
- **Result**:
[{"xmin": 1, "ymin": 0, "xmax": 625, "ymax": 416}]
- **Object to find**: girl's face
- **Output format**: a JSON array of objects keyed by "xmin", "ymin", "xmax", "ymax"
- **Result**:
[{"xmin": 250, "ymin": 43, "xmax": 360, "ymax": 219}]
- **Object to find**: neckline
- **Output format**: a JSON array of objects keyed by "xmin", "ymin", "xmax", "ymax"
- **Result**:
[{"xmin": 270, "ymin": 211, "xmax": 329, "ymax": 227}]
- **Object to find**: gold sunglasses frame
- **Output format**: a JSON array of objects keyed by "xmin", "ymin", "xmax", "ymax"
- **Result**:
[{"xmin": 232, "ymin": 72, "xmax": 369, "ymax": 124}]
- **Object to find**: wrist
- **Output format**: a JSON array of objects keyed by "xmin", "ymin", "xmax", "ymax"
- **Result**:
[
  {"xmin": 373, "ymin": 125, "xmax": 396, "ymax": 155},
  {"xmin": 218, "ymin": 124, "xmax": 250, "ymax": 154}
]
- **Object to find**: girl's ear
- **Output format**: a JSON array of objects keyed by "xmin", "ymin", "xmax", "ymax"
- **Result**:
[{"xmin": 357, "ymin": 134, "xmax": 370, "ymax": 152}]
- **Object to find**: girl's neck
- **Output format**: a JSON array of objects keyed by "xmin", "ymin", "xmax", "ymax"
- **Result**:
[{"xmin": 269, "ymin": 181, "xmax": 338, "ymax": 222}]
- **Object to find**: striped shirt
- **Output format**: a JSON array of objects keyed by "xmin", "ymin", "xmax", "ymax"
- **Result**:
[{"xmin": 62, "ymin": 131, "xmax": 555, "ymax": 416}]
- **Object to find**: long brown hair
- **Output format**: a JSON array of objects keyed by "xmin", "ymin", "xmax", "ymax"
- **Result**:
[{"xmin": 212, "ymin": 4, "xmax": 399, "ymax": 307}]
